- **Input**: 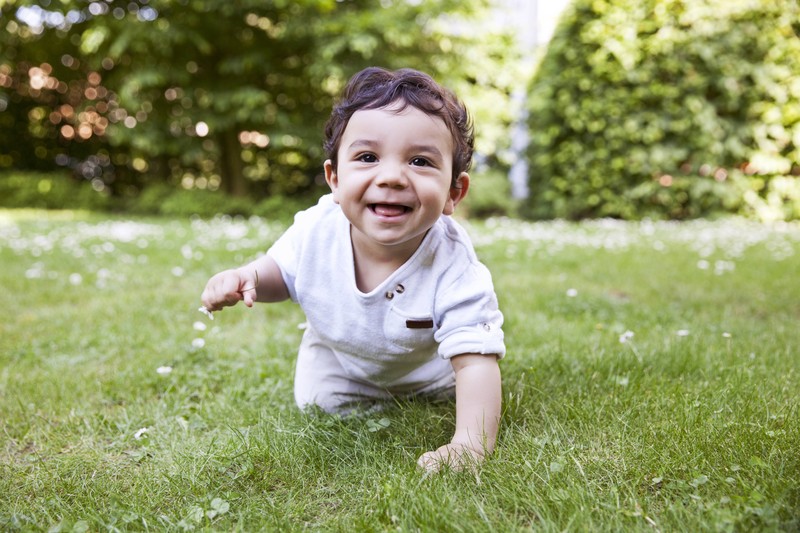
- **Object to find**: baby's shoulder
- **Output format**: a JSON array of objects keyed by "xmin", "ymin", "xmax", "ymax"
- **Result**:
[
  {"xmin": 419, "ymin": 217, "xmax": 491, "ymax": 291},
  {"xmin": 429, "ymin": 216, "xmax": 480, "ymax": 263},
  {"xmin": 293, "ymin": 194, "xmax": 338, "ymax": 223},
  {"xmin": 288, "ymin": 194, "xmax": 344, "ymax": 235}
]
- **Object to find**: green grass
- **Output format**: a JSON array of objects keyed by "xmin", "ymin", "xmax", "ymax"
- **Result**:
[{"xmin": 1, "ymin": 209, "xmax": 798, "ymax": 532}]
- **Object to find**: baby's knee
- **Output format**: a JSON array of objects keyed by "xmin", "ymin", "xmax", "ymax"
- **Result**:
[
  {"xmin": 295, "ymin": 391, "xmax": 373, "ymax": 415},
  {"xmin": 295, "ymin": 375, "xmax": 392, "ymax": 415},
  {"xmin": 296, "ymin": 394, "xmax": 343, "ymax": 414}
]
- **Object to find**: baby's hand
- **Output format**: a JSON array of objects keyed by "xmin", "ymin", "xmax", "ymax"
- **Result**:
[
  {"xmin": 417, "ymin": 442, "xmax": 485, "ymax": 474},
  {"xmin": 201, "ymin": 268, "xmax": 259, "ymax": 311}
]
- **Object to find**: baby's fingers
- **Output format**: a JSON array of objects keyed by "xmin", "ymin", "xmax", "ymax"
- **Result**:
[
  {"xmin": 201, "ymin": 271, "xmax": 244, "ymax": 311},
  {"xmin": 417, "ymin": 450, "xmax": 444, "ymax": 473},
  {"xmin": 201, "ymin": 287, "xmax": 242, "ymax": 311},
  {"xmin": 241, "ymin": 285, "xmax": 257, "ymax": 307},
  {"xmin": 238, "ymin": 268, "xmax": 259, "ymax": 307},
  {"xmin": 417, "ymin": 445, "xmax": 483, "ymax": 474}
]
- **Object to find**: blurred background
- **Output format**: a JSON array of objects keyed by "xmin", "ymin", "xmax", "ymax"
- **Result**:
[{"xmin": 1, "ymin": 0, "xmax": 798, "ymax": 222}]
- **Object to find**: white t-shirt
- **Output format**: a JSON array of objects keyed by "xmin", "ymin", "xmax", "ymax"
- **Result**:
[{"xmin": 267, "ymin": 194, "xmax": 505, "ymax": 391}]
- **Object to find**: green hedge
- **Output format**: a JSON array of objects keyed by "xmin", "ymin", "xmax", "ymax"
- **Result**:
[
  {"xmin": 0, "ymin": 170, "xmax": 518, "ymax": 221},
  {"xmin": 0, "ymin": 172, "xmax": 321, "ymax": 220},
  {"xmin": 123, "ymin": 184, "xmax": 317, "ymax": 220},
  {"xmin": 524, "ymin": 0, "xmax": 800, "ymax": 221},
  {"xmin": 461, "ymin": 168, "xmax": 520, "ymax": 218},
  {"xmin": 136, "ymin": 187, "xmax": 255, "ymax": 218},
  {"xmin": 0, "ymin": 172, "xmax": 112, "ymax": 211}
]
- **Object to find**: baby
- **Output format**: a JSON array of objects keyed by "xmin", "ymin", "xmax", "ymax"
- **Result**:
[{"xmin": 201, "ymin": 67, "xmax": 505, "ymax": 472}]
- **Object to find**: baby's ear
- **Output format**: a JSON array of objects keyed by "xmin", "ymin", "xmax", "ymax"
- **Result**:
[
  {"xmin": 443, "ymin": 172, "xmax": 470, "ymax": 215},
  {"xmin": 324, "ymin": 160, "xmax": 340, "ymax": 203}
]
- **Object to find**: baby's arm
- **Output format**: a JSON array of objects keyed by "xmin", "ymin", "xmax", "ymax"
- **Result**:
[
  {"xmin": 417, "ymin": 353, "xmax": 501, "ymax": 472},
  {"xmin": 201, "ymin": 255, "xmax": 289, "ymax": 311}
]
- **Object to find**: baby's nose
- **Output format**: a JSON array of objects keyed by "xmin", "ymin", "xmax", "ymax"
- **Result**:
[{"xmin": 375, "ymin": 162, "xmax": 409, "ymax": 188}]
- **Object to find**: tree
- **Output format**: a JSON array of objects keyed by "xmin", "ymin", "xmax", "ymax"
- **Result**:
[
  {"xmin": 0, "ymin": 4, "xmax": 114, "ymax": 181},
  {"xmin": 1, "ymin": 0, "xmax": 518, "ymax": 203}
]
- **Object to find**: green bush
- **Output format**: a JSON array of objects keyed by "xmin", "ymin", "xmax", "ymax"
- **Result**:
[
  {"xmin": 461, "ymin": 168, "xmax": 519, "ymax": 218},
  {"xmin": 0, "ymin": 171, "xmax": 319, "ymax": 220},
  {"xmin": 0, "ymin": 172, "xmax": 111, "ymax": 211},
  {"xmin": 158, "ymin": 188, "xmax": 255, "ymax": 218},
  {"xmin": 252, "ymin": 194, "xmax": 320, "ymax": 223},
  {"xmin": 524, "ymin": 0, "xmax": 800, "ymax": 220},
  {"xmin": 127, "ymin": 185, "xmax": 318, "ymax": 220},
  {"xmin": 125, "ymin": 183, "xmax": 175, "ymax": 215}
]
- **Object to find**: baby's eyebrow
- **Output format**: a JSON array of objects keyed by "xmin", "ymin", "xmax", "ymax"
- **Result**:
[
  {"xmin": 408, "ymin": 144, "xmax": 444, "ymax": 159},
  {"xmin": 346, "ymin": 139, "xmax": 379, "ymax": 151}
]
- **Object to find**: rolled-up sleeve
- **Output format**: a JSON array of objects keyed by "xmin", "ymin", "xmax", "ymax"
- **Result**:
[{"xmin": 434, "ymin": 263, "xmax": 505, "ymax": 360}]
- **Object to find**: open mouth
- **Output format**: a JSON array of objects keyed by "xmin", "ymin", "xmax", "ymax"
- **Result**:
[{"xmin": 369, "ymin": 203, "xmax": 411, "ymax": 216}]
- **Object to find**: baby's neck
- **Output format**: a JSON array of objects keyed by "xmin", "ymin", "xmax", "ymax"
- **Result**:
[
  {"xmin": 350, "ymin": 230, "xmax": 425, "ymax": 293},
  {"xmin": 353, "ymin": 258, "xmax": 401, "ymax": 293}
]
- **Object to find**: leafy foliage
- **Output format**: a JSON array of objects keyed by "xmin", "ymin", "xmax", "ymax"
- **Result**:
[
  {"xmin": 0, "ymin": 171, "xmax": 110, "ymax": 210},
  {"xmin": 524, "ymin": 0, "xmax": 800, "ymax": 221},
  {"xmin": 0, "ymin": 0, "xmax": 517, "ymax": 204},
  {"xmin": 461, "ymin": 168, "xmax": 520, "ymax": 218}
]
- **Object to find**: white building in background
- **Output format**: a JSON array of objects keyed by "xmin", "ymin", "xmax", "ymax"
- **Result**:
[
  {"xmin": 498, "ymin": 0, "xmax": 572, "ymax": 48},
  {"xmin": 500, "ymin": 0, "xmax": 572, "ymax": 198}
]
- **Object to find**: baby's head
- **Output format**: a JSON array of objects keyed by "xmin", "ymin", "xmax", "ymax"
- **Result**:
[{"xmin": 324, "ymin": 67, "xmax": 474, "ymax": 187}]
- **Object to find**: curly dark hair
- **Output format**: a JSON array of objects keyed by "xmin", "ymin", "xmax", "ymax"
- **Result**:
[{"xmin": 323, "ymin": 67, "xmax": 474, "ymax": 187}]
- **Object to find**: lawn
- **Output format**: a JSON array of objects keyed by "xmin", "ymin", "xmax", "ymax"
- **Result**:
[{"xmin": 1, "ymin": 209, "xmax": 798, "ymax": 531}]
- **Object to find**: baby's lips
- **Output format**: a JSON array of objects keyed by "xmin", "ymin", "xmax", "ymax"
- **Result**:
[{"xmin": 372, "ymin": 203, "xmax": 410, "ymax": 217}]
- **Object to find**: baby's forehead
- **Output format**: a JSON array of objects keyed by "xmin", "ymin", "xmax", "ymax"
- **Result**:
[
  {"xmin": 343, "ymin": 106, "xmax": 454, "ymax": 151},
  {"xmin": 360, "ymin": 100, "xmax": 439, "ymax": 118},
  {"xmin": 350, "ymin": 104, "xmax": 450, "ymax": 132}
]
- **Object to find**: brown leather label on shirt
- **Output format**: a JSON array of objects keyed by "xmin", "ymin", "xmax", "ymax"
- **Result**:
[{"xmin": 406, "ymin": 319, "xmax": 434, "ymax": 329}]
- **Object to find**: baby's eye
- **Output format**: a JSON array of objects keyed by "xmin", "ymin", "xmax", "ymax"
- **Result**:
[
  {"xmin": 357, "ymin": 153, "xmax": 377, "ymax": 163},
  {"xmin": 410, "ymin": 157, "xmax": 431, "ymax": 167}
]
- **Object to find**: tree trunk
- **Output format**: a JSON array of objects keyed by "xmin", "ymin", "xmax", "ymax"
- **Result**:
[{"xmin": 218, "ymin": 130, "xmax": 246, "ymax": 196}]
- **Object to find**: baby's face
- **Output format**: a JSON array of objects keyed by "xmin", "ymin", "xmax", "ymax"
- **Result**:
[{"xmin": 325, "ymin": 104, "xmax": 468, "ymax": 258}]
